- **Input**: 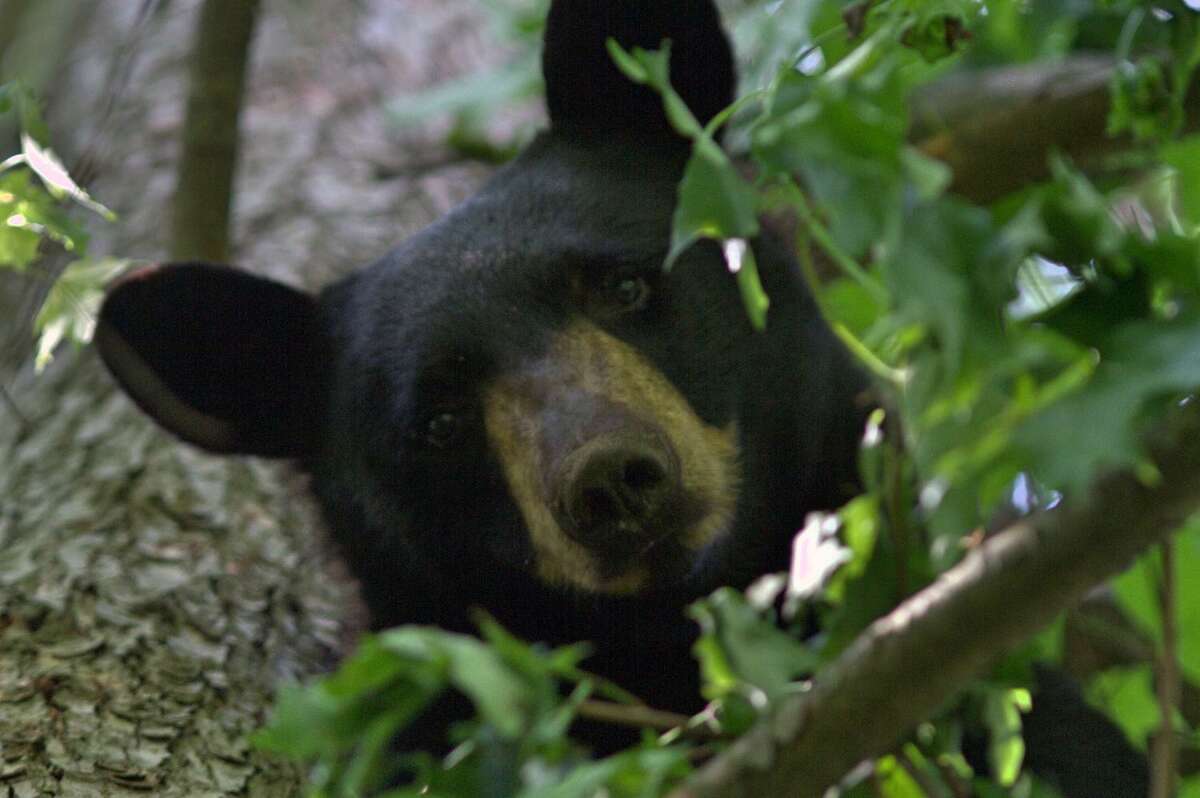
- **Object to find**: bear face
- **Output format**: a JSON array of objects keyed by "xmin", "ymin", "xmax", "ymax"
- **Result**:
[{"xmin": 96, "ymin": 0, "xmax": 866, "ymax": 713}]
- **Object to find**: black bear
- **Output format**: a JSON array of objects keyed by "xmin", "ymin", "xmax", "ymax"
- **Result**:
[
  {"xmin": 94, "ymin": 1, "xmax": 1145, "ymax": 795},
  {"xmin": 96, "ymin": 0, "xmax": 866, "ymax": 723}
]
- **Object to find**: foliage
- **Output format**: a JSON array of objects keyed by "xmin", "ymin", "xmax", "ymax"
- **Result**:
[
  {"xmin": 261, "ymin": 1, "xmax": 1200, "ymax": 796},
  {"xmin": 0, "ymin": 80, "xmax": 126, "ymax": 370},
  {"xmin": 255, "ymin": 617, "xmax": 692, "ymax": 797}
]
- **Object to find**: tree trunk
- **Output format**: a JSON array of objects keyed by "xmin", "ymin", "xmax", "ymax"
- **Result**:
[
  {"xmin": 170, "ymin": 0, "xmax": 261, "ymax": 262},
  {"xmin": 0, "ymin": 2, "xmax": 500, "ymax": 794}
]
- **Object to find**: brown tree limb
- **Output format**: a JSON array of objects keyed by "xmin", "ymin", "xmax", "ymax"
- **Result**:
[
  {"xmin": 671, "ymin": 406, "xmax": 1200, "ymax": 798},
  {"xmin": 913, "ymin": 57, "xmax": 1200, "ymax": 203},
  {"xmin": 170, "ymin": 0, "xmax": 261, "ymax": 262}
]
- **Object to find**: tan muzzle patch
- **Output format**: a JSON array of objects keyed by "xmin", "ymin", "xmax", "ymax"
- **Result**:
[{"xmin": 483, "ymin": 320, "xmax": 740, "ymax": 594}]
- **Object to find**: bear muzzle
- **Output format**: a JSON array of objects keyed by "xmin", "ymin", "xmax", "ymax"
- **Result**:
[
  {"xmin": 483, "ymin": 320, "xmax": 739, "ymax": 593},
  {"xmin": 553, "ymin": 428, "xmax": 684, "ymax": 554}
]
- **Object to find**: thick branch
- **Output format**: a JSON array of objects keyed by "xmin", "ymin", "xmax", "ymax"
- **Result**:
[
  {"xmin": 914, "ymin": 57, "xmax": 1200, "ymax": 202},
  {"xmin": 672, "ymin": 407, "xmax": 1200, "ymax": 798}
]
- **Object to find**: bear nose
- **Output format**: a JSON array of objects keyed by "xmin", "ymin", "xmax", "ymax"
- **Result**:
[{"xmin": 560, "ymin": 440, "xmax": 677, "ymax": 548}]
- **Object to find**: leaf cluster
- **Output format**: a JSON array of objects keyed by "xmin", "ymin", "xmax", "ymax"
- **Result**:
[
  {"xmin": 255, "ymin": 617, "xmax": 692, "ymax": 797},
  {"xmin": 0, "ymin": 80, "xmax": 127, "ymax": 370}
]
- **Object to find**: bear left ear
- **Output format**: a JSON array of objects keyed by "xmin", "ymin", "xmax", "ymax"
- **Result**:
[
  {"xmin": 542, "ymin": 0, "xmax": 735, "ymax": 139},
  {"xmin": 95, "ymin": 263, "xmax": 325, "ymax": 458}
]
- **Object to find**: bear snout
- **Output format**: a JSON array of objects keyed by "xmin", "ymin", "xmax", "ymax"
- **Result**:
[{"xmin": 555, "ymin": 432, "xmax": 683, "ymax": 552}]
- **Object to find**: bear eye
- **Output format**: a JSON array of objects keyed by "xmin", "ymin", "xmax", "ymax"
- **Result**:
[
  {"xmin": 605, "ymin": 275, "xmax": 651, "ymax": 311},
  {"xmin": 422, "ymin": 411, "xmax": 463, "ymax": 449}
]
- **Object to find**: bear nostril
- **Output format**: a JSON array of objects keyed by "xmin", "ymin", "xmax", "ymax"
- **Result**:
[
  {"xmin": 622, "ymin": 456, "xmax": 665, "ymax": 492},
  {"xmin": 562, "ymin": 443, "xmax": 677, "ymax": 547},
  {"xmin": 581, "ymin": 485, "xmax": 620, "ymax": 522}
]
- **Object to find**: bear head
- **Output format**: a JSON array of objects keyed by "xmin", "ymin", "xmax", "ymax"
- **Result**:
[{"xmin": 95, "ymin": 0, "xmax": 865, "ymax": 673}]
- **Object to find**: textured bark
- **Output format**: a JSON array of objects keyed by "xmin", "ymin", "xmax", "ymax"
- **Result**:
[
  {"xmin": 169, "ymin": 0, "xmax": 261, "ymax": 262},
  {"xmin": 0, "ymin": 355, "xmax": 347, "ymax": 796},
  {"xmin": 0, "ymin": 2, "xmax": 502, "ymax": 795},
  {"xmin": 673, "ymin": 408, "xmax": 1200, "ymax": 798}
]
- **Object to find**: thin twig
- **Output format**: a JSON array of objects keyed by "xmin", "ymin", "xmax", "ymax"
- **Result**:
[
  {"xmin": 576, "ymin": 699, "xmax": 694, "ymax": 734},
  {"xmin": 1151, "ymin": 541, "xmax": 1181, "ymax": 798}
]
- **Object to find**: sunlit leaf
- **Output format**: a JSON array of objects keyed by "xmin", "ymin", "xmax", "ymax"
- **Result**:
[
  {"xmin": 33, "ymin": 257, "xmax": 129, "ymax": 370},
  {"xmin": 787, "ymin": 513, "xmax": 852, "ymax": 602},
  {"xmin": 21, "ymin": 133, "xmax": 115, "ymax": 220},
  {"xmin": 983, "ymin": 687, "xmax": 1030, "ymax": 786}
]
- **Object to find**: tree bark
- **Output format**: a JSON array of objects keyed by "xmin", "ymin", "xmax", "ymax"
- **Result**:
[{"xmin": 0, "ymin": 355, "xmax": 349, "ymax": 796}]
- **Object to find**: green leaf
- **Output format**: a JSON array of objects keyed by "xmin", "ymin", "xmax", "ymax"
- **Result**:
[
  {"xmin": 982, "ymin": 687, "xmax": 1030, "ymax": 787},
  {"xmin": 689, "ymin": 587, "xmax": 817, "ymax": 703},
  {"xmin": 753, "ymin": 59, "xmax": 907, "ymax": 258},
  {"xmin": 0, "ymin": 224, "xmax": 40, "ymax": 269},
  {"xmin": 1112, "ymin": 547, "xmax": 1164, "ymax": 654},
  {"xmin": 605, "ymin": 39, "xmax": 703, "ymax": 139},
  {"xmin": 1114, "ymin": 519, "xmax": 1200, "ymax": 685},
  {"xmin": 820, "ymin": 530, "xmax": 900, "ymax": 657},
  {"xmin": 378, "ymin": 627, "xmax": 532, "ymax": 739},
  {"xmin": 667, "ymin": 137, "xmax": 759, "ymax": 267},
  {"xmin": 521, "ymin": 746, "xmax": 690, "ymax": 798},
  {"xmin": 888, "ymin": 198, "xmax": 1001, "ymax": 384},
  {"xmin": 1163, "ymin": 135, "xmax": 1200, "ymax": 231},
  {"xmin": 33, "ymin": 257, "xmax": 129, "ymax": 370},
  {"xmin": 605, "ymin": 38, "xmax": 766, "ymax": 333},
  {"xmin": 900, "ymin": 12, "xmax": 972, "ymax": 63},
  {"xmin": 1085, "ymin": 666, "xmax": 1158, "ymax": 751},
  {"xmin": 873, "ymin": 755, "xmax": 924, "ymax": 798},
  {"xmin": 836, "ymin": 495, "xmax": 881, "ymax": 586},
  {"xmin": 1016, "ymin": 314, "xmax": 1200, "ymax": 494},
  {"xmin": 606, "ymin": 37, "xmax": 650, "ymax": 85},
  {"xmin": 0, "ymin": 168, "xmax": 91, "ymax": 258},
  {"xmin": 822, "ymin": 277, "xmax": 886, "ymax": 339},
  {"xmin": 253, "ymin": 636, "xmax": 436, "ymax": 763},
  {"xmin": 901, "ymin": 146, "xmax": 951, "ymax": 201}
]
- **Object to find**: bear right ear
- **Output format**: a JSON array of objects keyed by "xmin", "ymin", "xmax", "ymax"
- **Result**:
[
  {"xmin": 542, "ymin": 0, "xmax": 735, "ymax": 139},
  {"xmin": 95, "ymin": 263, "xmax": 325, "ymax": 458}
]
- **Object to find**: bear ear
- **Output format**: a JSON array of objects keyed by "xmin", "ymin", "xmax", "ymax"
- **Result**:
[
  {"xmin": 542, "ymin": 0, "xmax": 735, "ymax": 138},
  {"xmin": 95, "ymin": 263, "xmax": 325, "ymax": 458}
]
